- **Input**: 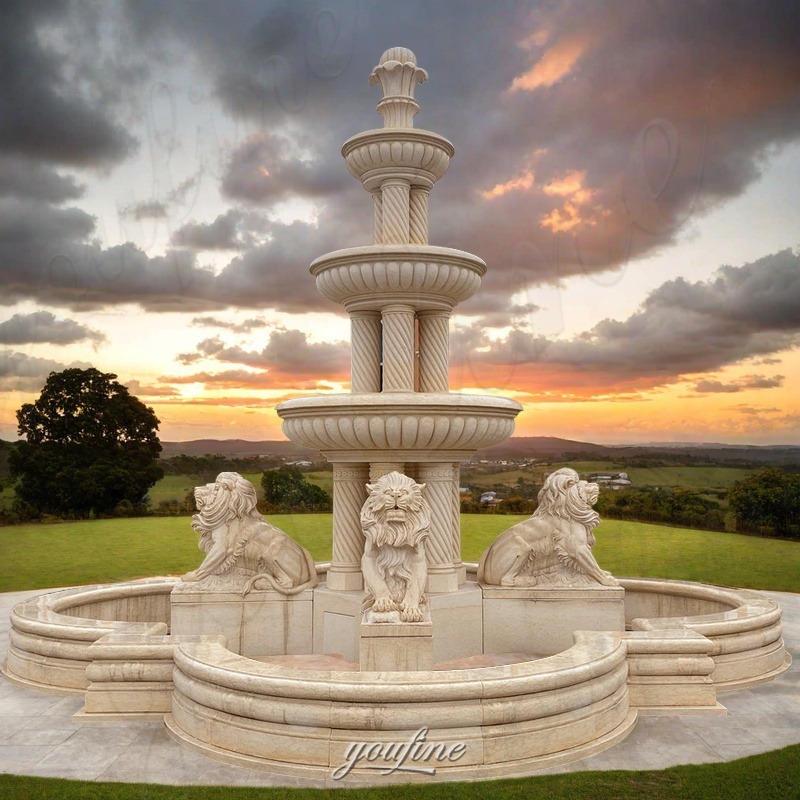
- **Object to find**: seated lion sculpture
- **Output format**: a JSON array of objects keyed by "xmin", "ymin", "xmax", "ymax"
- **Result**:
[
  {"xmin": 180, "ymin": 472, "xmax": 317, "ymax": 595},
  {"xmin": 360, "ymin": 471, "xmax": 431, "ymax": 623},
  {"xmin": 478, "ymin": 467, "xmax": 618, "ymax": 588}
]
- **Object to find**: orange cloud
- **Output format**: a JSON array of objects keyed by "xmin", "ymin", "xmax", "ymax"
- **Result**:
[
  {"xmin": 481, "ymin": 170, "xmax": 536, "ymax": 200},
  {"xmin": 510, "ymin": 35, "xmax": 590, "ymax": 92},
  {"xmin": 539, "ymin": 170, "xmax": 598, "ymax": 233}
]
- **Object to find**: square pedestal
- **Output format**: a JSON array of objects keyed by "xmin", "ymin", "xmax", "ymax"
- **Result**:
[
  {"xmin": 359, "ymin": 612, "xmax": 433, "ymax": 671},
  {"xmin": 312, "ymin": 581, "xmax": 483, "ymax": 664},
  {"xmin": 482, "ymin": 585, "xmax": 626, "ymax": 656},
  {"xmin": 170, "ymin": 587, "xmax": 313, "ymax": 658}
]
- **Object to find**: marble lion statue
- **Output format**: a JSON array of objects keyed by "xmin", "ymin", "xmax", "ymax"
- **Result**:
[
  {"xmin": 180, "ymin": 472, "xmax": 317, "ymax": 595},
  {"xmin": 477, "ymin": 467, "xmax": 618, "ymax": 588},
  {"xmin": 360, "ymin": 471, "xmax": 431, "ymax": 622}
]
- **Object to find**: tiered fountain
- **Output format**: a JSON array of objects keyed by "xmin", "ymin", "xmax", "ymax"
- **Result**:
[{"xmin": 1, "ymin": 48, "xmax": 790, "ymax": 786}]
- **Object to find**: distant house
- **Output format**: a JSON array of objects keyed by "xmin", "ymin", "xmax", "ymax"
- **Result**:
[
  {"xmin": 589, "ymin": 472, "xmax": 633, "ymax": 490},
  {"xmin": 288, "ymin": 460, "xmax": 314, "ymax": 468}
]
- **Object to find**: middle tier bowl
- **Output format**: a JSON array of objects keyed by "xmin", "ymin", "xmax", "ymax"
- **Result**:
[
  {"xmin": 277, "ymin": 393, "xmax": 522, "ymax": 461},
  {"xmin": 310, "ymin": 244, "xmax": 486, "ymax": 311}
]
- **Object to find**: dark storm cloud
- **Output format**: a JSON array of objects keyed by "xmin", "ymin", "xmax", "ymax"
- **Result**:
[
  {"xmin": 0, "ymin": 157, "xmax": 84, "ymax": 203},
  {"xmin": 461, "ymin": 249, "xmax": 800, "ymax": 390},
  {"xmin": 0, "ymin": 1, "xmax": 136, "ymax": 165},
  {"xmin": 0, "ymin": 311, "xmax": 106, "ymax": 346}
]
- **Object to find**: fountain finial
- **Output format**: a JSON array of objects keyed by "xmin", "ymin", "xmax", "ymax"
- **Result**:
[{"xmin": 369, "ymin": 47, "xmax": 428, "ymax": 128}]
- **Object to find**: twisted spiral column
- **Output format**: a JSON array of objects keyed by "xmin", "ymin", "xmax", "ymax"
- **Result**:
[
  {"xmin": 417, "ymin": 310, "xmax": 450, "ymax": 393},
  {"xmin": 328, "ymin": 463, "xmax": 369, "ymax": 591},
  {"xmin": 372, "ymin": 191, "xmax": 383, "ymax": 244},
  {"xmin": 381, "ymin": 304, "xmax": 415, "ymax": 392},
  {"xmin": 409, "ymin": 187, "xmax": 430, "ymax": 244},
  {"xmin": 380, "ymin": 179, "xmax": 410, "ymax": 244},
  {"xmin": 350, "ymin": 311, "xmax": 381, "ymax": 393},
  {"xmin": 417, "ymin": 462, "xmax": 459, "ymax": 593},
  {"xmin": 450, "ymin": 462, "xmax": 466, "ymax": 583}
]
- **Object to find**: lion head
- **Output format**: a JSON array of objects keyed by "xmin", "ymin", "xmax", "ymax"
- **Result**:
[
  {"xmin": 192, "ymin": 472, "xmax": 260, "ymax": 541},
  {"xmin": 534, "ymin": 468, "xmax": 600, "ymax": 532},
  {"xmin": 361, "ymin": 471, "xmax": 430, "ymax": 548}
]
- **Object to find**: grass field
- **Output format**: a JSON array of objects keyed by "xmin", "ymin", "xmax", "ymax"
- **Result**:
[
  {"xmin": 465, "ymin": 461, "xmax": 754, "ymax": 490},
  {"xmin": 0, "ymin": 744, "xmax": 798, "ymax": 800},
  {"xmin": 1, "ymin": 513, "xmax": 798, "ymax": 593}
]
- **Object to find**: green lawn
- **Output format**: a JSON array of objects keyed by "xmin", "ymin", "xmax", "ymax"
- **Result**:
[
  {"xmin": 1, "ymin": 514, "xmax": 798, "ymax": 594},
  {"xmin": 1, "ymin": 744, "xmax": 798, "ymax": 799},
  {"xmin": 465, "ymin": 462, "xmax": 754, "ymax": 490}
]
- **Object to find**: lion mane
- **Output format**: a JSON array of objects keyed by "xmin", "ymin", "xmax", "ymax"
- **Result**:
[
  {"xmin": 182, "ymin": 472, "xmax": 317, "ymax": 595},
  {"xmin": 477, "ymin": 468, "xmax": 617, "ymax": 588}
]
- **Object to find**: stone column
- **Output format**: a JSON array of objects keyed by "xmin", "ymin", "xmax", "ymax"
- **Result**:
[
  {"xmin": 380, "ymin": 179, "xmax": 410, "ymax": 244},
  {"xmin": 372, "ymin": 191, "xmax": 383, "ymax": 244},
  {"xmin": 381, "ymin": 304, "xmax": 415, "ymax": 392},
  {"xmin": 328, "ymin": 463, "xmax": 369, "ymax": 591},
  {"xmin": 417, "ymin": 310, "xmax": 450, "ymax": 393},
  {"xmin": 409, "ymin": 187, "xmax": 430, "ymax": 244},
  {"xmin": 350, "ymin": 311, "xmax": 381, "ymax": 393},
  {"xmin": 417, "ymin": 462, "xmax": 459, "ymax": 594},
  {"xmin": 450, "ymin": 462, "xmax": 466, "ymax": 584}
]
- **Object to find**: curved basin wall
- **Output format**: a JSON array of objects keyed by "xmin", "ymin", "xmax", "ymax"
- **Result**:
[
  {"xmin": 167, "ymin": 631, "xmax": 634, "ymax": 780},
  {"xmin": 2, "ymin": 579, "xmax": 177, "ymax": 693},
  {"xmin": 620, "ymin": 578, "xmax": 789, "ymax": 691}
]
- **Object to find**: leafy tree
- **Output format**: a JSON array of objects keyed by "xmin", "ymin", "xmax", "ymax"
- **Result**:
[
  {"xmin": 729, "ymin": 468, "xmax": 800, "ymax": 539},
  {"xmin": 10, "ymin": 368, "xmax": 163, "ymax": 518},
  {"xmin": 261, "ymin": 465, "xmax": 331, "ymax": 513}
]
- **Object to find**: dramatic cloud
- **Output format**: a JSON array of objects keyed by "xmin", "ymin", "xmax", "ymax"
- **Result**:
[
  {"xmin": 459, "ymin": 249, "xmax": 800, "ymax": 393},
  {"xmin": 0, "ymin": 350, "xmax": 90, "ymax": 392},
  {"xmin": 221, "ymin": 132, "xmax": 345, "ymax": 205},
  {"xmin": 0, "ymin": 312, "xmax": 106, "ymax": 346},
  {"xmin": 0, "ymin": 1, "xmax": 136, "ymax": 166},
  {"xmin": 693, "ymin": 375, "xmax": 785, "ymax": 394},
  {"xmin": 176, "ymin": 329, "xmax": 349, "ymax": 380},
  {"xmin": 0, "ymin": 157, "xmax": 84, "ymax": 203},
  {"xmin": 119, "ymin": 200, "xmax": 168, "ymax": 221},
  {"xmin": 172, "ymin": 210, "xmax": 273, "ymax": 251},
  {"xmin": 123, "ymin": 380, "xmax": 179, "ymax": 398},
  {"xmin": 191, "ymin": 316, "xmax": 270, "ymax": 334}
]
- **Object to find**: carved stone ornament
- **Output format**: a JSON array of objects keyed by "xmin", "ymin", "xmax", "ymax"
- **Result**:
[
  {"xmin": 360, "ymin": 471, "xmax": 431, "ymax": 622},
  {"xmin": 478, "ymin": 468, "xmax": 619, "ymax": 588},
  {"xmin": 179, "ymin": 472, "xmax": 318, "ymax": 594}
]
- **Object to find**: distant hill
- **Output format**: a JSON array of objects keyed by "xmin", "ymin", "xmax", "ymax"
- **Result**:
[
  {"xmin": 159, "ymin": 439, "xmax": 317, "ymax": 458},
  {"xmin": 157, "ymin": 436, "xmax": 800, "ymax": 466}
]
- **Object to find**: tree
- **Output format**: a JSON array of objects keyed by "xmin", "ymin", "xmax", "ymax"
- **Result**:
[
  {"xmin": 261, "ymin": 466, "xmax": 331, "ymax": 513},
  {"xmin": 10, "ymin": 368, "xmax": 163, "ymax": 517},
  {"xmin": 728, "ymin": 468, "xmax": 800, "ymax": 539}
]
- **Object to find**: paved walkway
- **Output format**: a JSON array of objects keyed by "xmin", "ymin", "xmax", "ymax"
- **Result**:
[{"xmin": 0, "ymin": 586, "xmax": 798, "ymax": 786}]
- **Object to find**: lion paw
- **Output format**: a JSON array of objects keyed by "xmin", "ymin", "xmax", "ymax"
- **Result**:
[
  {"xmin": 400, "ymin": 604, "xmax": 424, "ymax": 622},
  {"xmin": 373, "ymin": 597, "xmax": 396, "ymax": 613}
]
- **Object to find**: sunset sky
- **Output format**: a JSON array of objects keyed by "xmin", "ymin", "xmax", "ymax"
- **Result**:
[{"xmin": 1, "ymin": 1, "xmax": 799, "ymax": 445}]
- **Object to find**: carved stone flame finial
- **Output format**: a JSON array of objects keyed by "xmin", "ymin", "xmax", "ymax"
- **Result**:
[{"xmin": 369, "ymin": 47, "xmax": 428, "ymax": 129}]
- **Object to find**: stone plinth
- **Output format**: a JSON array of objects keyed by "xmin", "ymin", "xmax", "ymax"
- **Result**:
[
  {"xmin": 482, "ymin": 585, "xmax": 626, "ymax": 656},
  {"xmin": 359, "ymin": 612, "xmax": 433, "ymax": 671},
  {"xmin": 312, "ymin": 581, "xmax": 483, "ymax": 664},
  {"xmin": 170, "ymin": 586, "xmax": 313, "ymax": 658}
]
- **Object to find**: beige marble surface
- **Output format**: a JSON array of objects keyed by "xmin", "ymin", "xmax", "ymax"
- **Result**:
[{"xmin": 1, "ymin": 586, "xmax": 799, "ymax": 786}]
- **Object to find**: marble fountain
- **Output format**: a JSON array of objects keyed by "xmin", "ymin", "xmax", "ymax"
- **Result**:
[{"xmin": 1, "ymin": 48, "xmax": 791, "ymax": 785}]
